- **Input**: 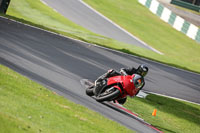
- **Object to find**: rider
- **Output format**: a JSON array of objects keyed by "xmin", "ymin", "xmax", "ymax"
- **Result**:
[
  {"xmin": 95, "ymin": 64, "xmax": 149, "ymax": 104},
  {"xmin": 95, "ymin": 64, "xmax": 148, "ymax": 84}
]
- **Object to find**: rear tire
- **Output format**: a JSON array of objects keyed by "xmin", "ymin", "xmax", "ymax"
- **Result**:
[
  {"xmin": 86, "ymin": 85, "xmax": 95, "ymax": 96},
  {"xmin": 96, "ymin": 88, "xmax": 120, "ymax": 102},
  {"xmin": 116, "ymin": 97, "xmax": 127, "ymax": 105}
]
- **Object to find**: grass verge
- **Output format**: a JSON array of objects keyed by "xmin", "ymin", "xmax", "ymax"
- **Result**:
[
  {"xmin": 0, "ymin": 64, "xmax": 133, "ymax": 133},
  {"xmin": 83, "ymin": 0, "xmax": 200, "ymax": 73},
  {"xmin": 4, "ymin": 0, "xmax": 200, "ymax": 74},
  {"xmin": 124, "ymin": 95, "xmax": 200, "ymax": 133},
  {"xmin": 2, "ymin": 1, "xmax": 200, "ymax": 132},
  {"xmin": 5, "ymin": 0, "xmax": 154, "ymax": 62}
]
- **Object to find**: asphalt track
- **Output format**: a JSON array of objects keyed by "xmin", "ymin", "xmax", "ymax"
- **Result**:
[
  {"xmin": 41, "ymin": 0, "xmax": 157, "ymax": 52},
  {"xmin": 0, "ymin": 17, "xmax": 200, "ymax": 132}
]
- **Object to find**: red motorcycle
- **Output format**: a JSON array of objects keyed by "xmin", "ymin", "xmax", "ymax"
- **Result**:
[{"xmin": 86, "ymin": 74, "xmax": 144, "ymax": 103}]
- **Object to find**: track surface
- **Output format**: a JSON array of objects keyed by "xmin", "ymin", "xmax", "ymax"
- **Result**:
[
  {"xmin": 41, "ymin": 0, "xmax": 153, "ymax": 50},
  {"xmin": 0, "ymin": 17, "xmax": 200, "ymax": 132}
]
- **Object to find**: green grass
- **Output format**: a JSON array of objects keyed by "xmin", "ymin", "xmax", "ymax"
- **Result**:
[
  {"xmin": 83, "ymin": 0, "xmax": 200, "ymax": 73},
  {"xmin": 0, "ymin": 64, "xmax": 133, "ymax": 133},
  {"xmin": 5, "ymin": 0, "xmax": 152, "ymax": 58},
  {"xmin": 5, "ymin": 0, "xmax": 165, "ymax": 71},
  {"xmin": 2, "ymin": 1, "xmax": 200, "ymax": 132},
  {"xmin": 4, "ymin": 0, "xmax": 200, "ymax": 74},
  {"xmin": 1, "ymin": 65, "xmax": 199, "ymax": 133},
  {"xmin": 6, "ymin": 0, "xmax": 103, "ymax": 42},
  {"xmin": 124, "ymin": 95, "xmax": 200, "ymax": 133}
]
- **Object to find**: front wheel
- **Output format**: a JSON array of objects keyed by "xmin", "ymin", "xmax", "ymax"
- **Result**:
[
  {"xmin": 96, "ymin": 87, "xmax": 120, "ymax": 102},
  {"xmin": 86, "ymin": 85, "xmax": 95, "ymax": 96}
]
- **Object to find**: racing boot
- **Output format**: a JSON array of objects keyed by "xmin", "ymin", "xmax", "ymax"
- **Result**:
[{"xmin": 94, "ymin": 69, "xmax": 120, "ymax": 96}]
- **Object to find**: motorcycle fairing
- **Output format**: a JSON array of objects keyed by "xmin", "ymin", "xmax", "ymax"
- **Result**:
[{"xmin": 107, "ymin": 75, "xmax": 137, "ymax": 97}]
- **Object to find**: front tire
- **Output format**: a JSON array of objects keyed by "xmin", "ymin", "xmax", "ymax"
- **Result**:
[
  {"xmin": 96, "ymin": 87, "xmax": 120, "ymax": 102},
  {"xmin": 86, "ymin": 85, "xmax": 95, "ymax": 96}
]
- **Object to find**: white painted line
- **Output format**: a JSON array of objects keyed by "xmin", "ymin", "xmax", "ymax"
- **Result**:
[
  {"xmin": 136, "ymin": 90, "xmax": 148, "ymax": 98},
  {"xmin": 2, "ymin": 15, "xmax": 199, "ymax": 77},
  {"xmin": 1, "ymin": 16, "xmax": 200, "ymax": 106},
  {"xmin": 40, "ymin": 0, "xmax": 48, "ymax": 6},
  {"xmin": 143, "ymin": 90, "xmax": 200, "ymax": 105},
  {"xmin": 40, "ymin": 0, "xmax": 58, "ymax": 13},
  {"xmin": 53, "ymin": 9, "xmax": 58, "ymax": 13},
  {"xmin": 79, "ymin": 0, "xmax": 163, "ymax": 55}
]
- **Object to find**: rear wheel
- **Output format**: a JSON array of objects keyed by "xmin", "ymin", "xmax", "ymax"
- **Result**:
[
  {"xmin": 96, "ymin": 87, "xmax": 120, "ymax": 102},
  {"xmin": 116, "ymin": 97, "xmax": 127, "ymax": 105},
  {"xmin": 86, "ymin": 85, "xmax": 95, "ymax": 96}
]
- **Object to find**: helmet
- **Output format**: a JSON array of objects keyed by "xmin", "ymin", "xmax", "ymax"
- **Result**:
[
  {"xmin": 136, "ymin": 64, "xmax": 148, "ymax": 77},
  {"xmin": 133, "ymin": 74, "xmax": 144, "ymax": 89}
]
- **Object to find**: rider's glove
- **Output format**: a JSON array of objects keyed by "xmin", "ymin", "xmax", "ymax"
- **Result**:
[{"xmin": 120, "ymin": 68, "xmax": 128, "ymax": 76}]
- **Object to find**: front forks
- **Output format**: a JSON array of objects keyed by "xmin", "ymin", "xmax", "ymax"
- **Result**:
[{"xmin": 94, "ymin": 79, "xmax": 107, "ymax": 96}]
